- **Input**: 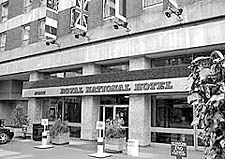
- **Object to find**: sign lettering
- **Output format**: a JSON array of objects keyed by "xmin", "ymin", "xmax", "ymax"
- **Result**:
[
  {"xmin": 171, "ymin": 141, "xmax": 187, "ymax": 157},
  {"xmin": 34, "ymin": 91, "xmax": 46, "ymax": 95},
  {"xmin": 27, "ymin": 79, "xmax": 181, "ymax": 97}
]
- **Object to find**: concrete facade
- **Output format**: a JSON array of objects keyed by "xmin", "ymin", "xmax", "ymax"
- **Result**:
[{"xmin": 129, "ymin": 94, "xmax": 151, "ymax": 146}]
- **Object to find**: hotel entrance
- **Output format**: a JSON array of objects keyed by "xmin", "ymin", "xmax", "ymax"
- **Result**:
[{"xmin": 99, "ymin": 95, "xmax": 129, "ymax": 139}]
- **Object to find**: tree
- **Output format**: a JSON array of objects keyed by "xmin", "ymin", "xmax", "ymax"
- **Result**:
[
  {"xmin": 188, "ymin": 50, "xmax": 225, "ymax": 159},
  {"xmin": 11, "ymin": 103, "xmax": 29, "ymax": 128}
]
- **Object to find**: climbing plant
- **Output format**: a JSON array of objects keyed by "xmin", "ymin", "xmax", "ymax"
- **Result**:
[{"xmin": 188, "ymin": 50, "xmax": 225, "ymax": 159}]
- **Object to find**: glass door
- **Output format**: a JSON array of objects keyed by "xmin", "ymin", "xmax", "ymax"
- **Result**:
[{"xmin": 99, "ymin": 105, "xmax": 129, "ymax": 139}]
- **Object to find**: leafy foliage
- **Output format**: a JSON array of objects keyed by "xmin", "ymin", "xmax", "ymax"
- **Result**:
[
  {"xmin": 49, "ymin": 119, "xmax": 69, "ymax": 138},
  {"xmin": 105, "ymin": 119, "xmax": 126, "ymax": 139},
  {"xmin": 11, "ymin": 104, "xmax": 30, "ymax": 128},
  {"xmin": 188, "ymin": 50, "xmax": 225, "ymax": 159}
]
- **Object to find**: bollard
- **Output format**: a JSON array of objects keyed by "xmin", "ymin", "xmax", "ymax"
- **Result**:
[
  {"xmin": 34, "ymin": 119, "xmax": 53, "ymax": 149},
  {"xmin": 42, "ymin": 131, "xmax": 48, "ymax": 146},
  {"xmin": 127, "ymin": 139, "xmax": 139, "ymax": 156},
  {"xmin": 88, "ymin": 121, "xmax": 112, "ymax": 158},
  {"xmin": 34, "ymin": 130, "xmax": 54, "ymax": 149}
]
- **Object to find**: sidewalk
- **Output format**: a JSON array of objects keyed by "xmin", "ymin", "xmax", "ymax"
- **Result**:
[
  {"xmin": 66, "ymin": 138, "xmax": 204, "ymax": 159},
  {"xmin": 13, "ymin": 137, "xmax": 204, "ymax": 159}
]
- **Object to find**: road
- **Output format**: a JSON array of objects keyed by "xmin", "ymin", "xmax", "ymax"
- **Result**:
[{"xmin": 0, "ymin": 139, "xmax": 145, "ymax": 159}]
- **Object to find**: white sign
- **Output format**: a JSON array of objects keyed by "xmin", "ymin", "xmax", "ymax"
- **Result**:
[
  {"xmin": 96, "ymin": 121, "xmax": 105, "ymax": 130},
  {"xmin": 41, "ymin": 119, "xmax": 49, "ymax": 126},
  {"xmin": 22, "ymin": 77, "xmax": 191, "ymax": 98}
]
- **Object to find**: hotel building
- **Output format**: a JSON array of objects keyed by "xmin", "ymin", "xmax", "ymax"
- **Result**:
[{"xmin": 0, "ymin": 0, "xmax": 225, "ymax": 149}]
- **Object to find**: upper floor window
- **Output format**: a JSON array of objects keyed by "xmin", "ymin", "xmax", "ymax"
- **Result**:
[
  {"xmin": 101, "ymin": 62, "xmax": 129, "ymax": 74},
  {"xmin": 38, "ymin": 19, "xmax": 45, "ymax": 40},
  {"xmin": 64, "ymin": 69, "xmax": 82, "ymax": 78},
  {"xmin": 47, "ymin": 0, "xmax": 59, "ymax": 12},
  {"xmin": 0, "ymin": 32, "xmax": 6, "ymax": 51},
  {"xmin": 22, "ymin": 24, "xmax": 30, "ymax": 46},
  {"xmin": 151, "ymin": 54, "xmax": 192, "ymax": 68},
  {"xmin": 24, "ymin": 0, "xmax": 32, "ymax": 13},
  {"xmin": 45, "ymin": 25, "xmax": 57, "ymax": 38},
  {"xmin": 1, "ymin": 2, "xmax": 8, "ymax": 22},
  {"xmin": 70, "ymin": 0, "xmax": 88, "ymax": 32},
  {"xmin": 103, "ymin": 0, "xmax": 126, "ymax": 20},
  {"xmin": 44, "ymin": 68, "xmax": 83, "ymax": 79},
  {"xmin": 143, "ymin": 0, "xmax": 162, "ymax": 8},
  {"xmin": 103, "ymin": 0, "xmax": 115, "ymax": 19}
]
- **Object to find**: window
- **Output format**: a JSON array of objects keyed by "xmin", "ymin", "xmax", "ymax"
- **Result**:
[
  {"xmin": 1, "ymin": 2, "xmax": 8, "ymax": 22},
  {"xmin": 101, "ymin": 62, "xmax": 129, "ymax": 74},
  {"xmin": 41, "ymin": 97, "xmax": 82, "ymax": 138},
  {"xmin": 64, "ymin": 97, "xmax": 82, "ymax": 123},
  {"xmin": 0, "ymin": 33, "xmax": 6, "ymax": 51},
  {"xmin": 47, "ymin": 0, "xmax": 59, "ymax": 12},
  {"xmin": 151, "ymin": 54, "xmax": 192, "ymax": 68},
  {"xmin": 103, "ymin": 0, "xmax": 115, "ymax": 19},
  {"xmin": 103, "ymin": 0, "xmax": 126, "ymax": 20},
  {"xmin": 44, "ymin": 68, "xmax": 83, "ymax": 79},
  {"xmin": 22, "ymin": 24, "xmax": 30, "ymax": 46},
  {"xmin": 70, "ymin": 0, "xmax": 88, "ymax": 32},
  {"xmin": 65, "ymin": 68, "xmax": 82, "ymax": 78},
  {"xmin": 45, "ymin": 25, "xmax": 57, "ymax": 37},
  {"xmin": 38, "ymin": 19, "xmax": 45, "ymax": 40},
  {"xmin": 151, "ymin": 94, "xmax": 193, "ymax": 129},
  {"xmin": 143, "ymin": 0, "xmax": 162, "ymax": 8},
  {"xmin": 24, "ymin": 0, "xmax": 32, "ymax": 13},
  {"xmin": 100, "ymin": 95, "xmax": 129, "ymax": 105}
]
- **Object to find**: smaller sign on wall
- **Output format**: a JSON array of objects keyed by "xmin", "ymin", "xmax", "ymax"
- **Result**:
[{"xmin": 171, "ymin": 141, "xmax": 187, "ymax": 158}]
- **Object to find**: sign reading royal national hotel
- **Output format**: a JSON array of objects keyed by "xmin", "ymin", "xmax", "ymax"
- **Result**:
[{"xmin": 22, "ymin": 77, "xmax": 191, "ymax": 98}]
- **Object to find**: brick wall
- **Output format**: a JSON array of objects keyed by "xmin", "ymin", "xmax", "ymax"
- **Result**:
[
  {"xmin": 32, "ymin": 0, "xmax": 40, "ymax": 10},
  {"xmin": 5, "ymin": 26, "xmax": 21, "ymax": 50},
  {"xmin": 8, "ymin": 0, "xmax": 23, "ymax": 20},
  {"xmin": 30, "ymin": 20, "xmax": 39, "ymax": 44},
  {"xmin": 57, "ymin": 8, "xmax": 71, "ymax": 37},
  {"xmin": 127, "ymin": 0, "xmax": 142, "ymax": 18},
  {"xmin": 88, "ymin": 0, "xmax": 103, "ymax": 29}
]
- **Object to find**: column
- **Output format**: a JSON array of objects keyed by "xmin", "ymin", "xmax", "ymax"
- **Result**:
[
  {"xmin": 81, "ymin": 63, "xmax": 100, "ymax": 140},
  {"xmin": 27, "ymin": 72, "xmax": 44, "ymax": 135},
  {"xmin": 129, "ymin": 56, "xmax": 150, "ymax": 71},
  {"xmin": 82, "ymin": 63, "xmax": 100, "ymax": 75},
  {"xmin": 81, "ymin": 96, "xmax": 99, "ymax": 140},
  {"xmin": 129, "ymin": 94, "xmax": 150, "ymax": 146}
]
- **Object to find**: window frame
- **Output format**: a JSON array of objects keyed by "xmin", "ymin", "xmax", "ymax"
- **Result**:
[
  {"xmin": 70, "ymin": 0, "xmax": 89, "ymax": 32},
  {"xmin": 38, "ymin": 18, "xmax": 46, "ymax": 40},
  {"xmin": 103, "ymin": 0, "xmax": 126, "ymax": 21},
  {"xmin": 101, "ymin": 62, "xmax": 129, "ymax": 74},
  {"xmin": 22, "ymin": 24, "xmax": 31, "ymax": 46},
  {"xmin": 0, "ymin": 32, "xmax": 6, "ymax": 51},
  {"xmin": 23, "ymin": 0, "xmax": 32, "ymax": 13},
  {"xmin": 46, "ymin": 0, "xmax": 59, "ymax": 13},
  {"xmin": 103, "ymin": 0, "xmax": 116, "ymax": 20},
  {"xmin": 1, "ymin": 1, "xmax": 8, "ymax": 22},
  {"xmin": 142, "ymin": 0, "xmax": 163, "ymax": 9}
]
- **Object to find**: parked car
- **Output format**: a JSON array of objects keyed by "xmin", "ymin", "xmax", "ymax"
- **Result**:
[{"xmin": 0, "ymin": 127, "xmax": 14, "ymax": 144}]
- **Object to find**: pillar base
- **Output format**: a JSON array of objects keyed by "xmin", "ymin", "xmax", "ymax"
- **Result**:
[
  {"xmin": 34, "ymin": 145, "xmax": 54, "ymax": 149},
  {"xmin": 88, "ymin": 153, "xmax": 112, "ymax": 158}
]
